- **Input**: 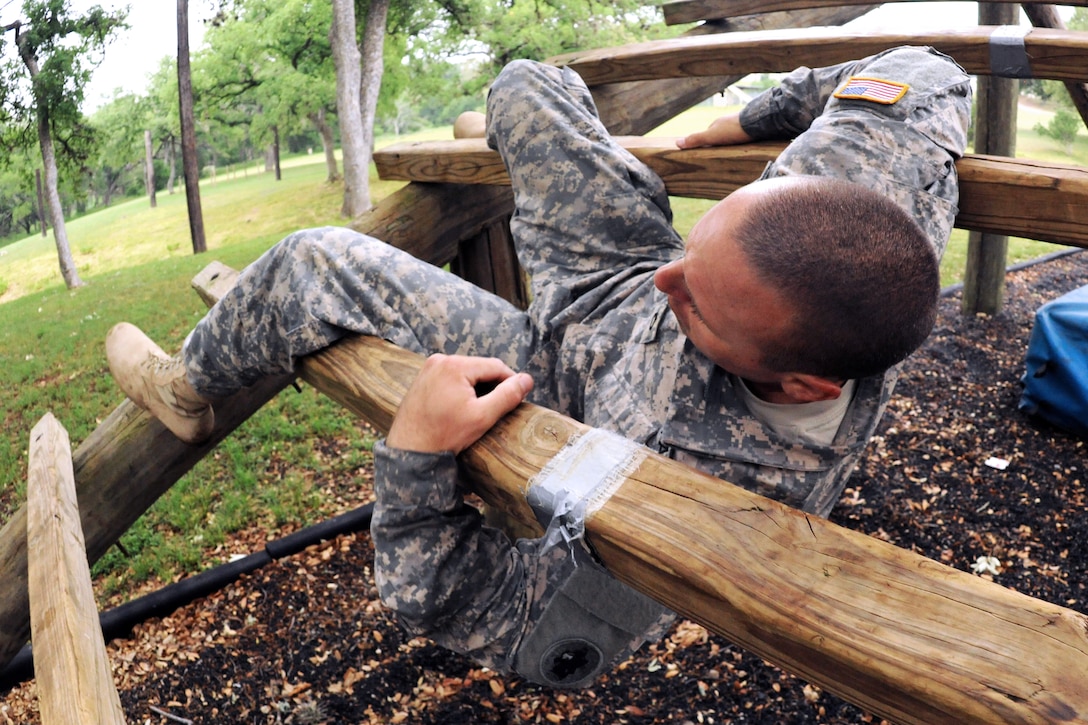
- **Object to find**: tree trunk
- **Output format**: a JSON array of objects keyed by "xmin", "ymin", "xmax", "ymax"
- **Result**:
[
  {"xmin": 271, "ymin": 125, "xmax": 282, "ymax": 181},
  {"xmin": 330, "ymin": 0, "xmax": 369, "ymax": 217},
  {"xmin": 16, "ymin": 40, "xmax": 83, "ymax": 289},
  {"xmin": 177, "ymin": 0, "xmax": 207, "ymax": 254},
  {"xmin": 144, "ymin": 130, "xmax": 157, "ymax": 208},
  {"xmin": 37, "ymin": 112, "xmax": 82, "ymax": 288},
  {"xmin": 166, "ymin": 139, "xmax": 177, "ymax": 194},
  {"xmin": 309, "ymin": 109, "xmax": 340, "ymax": 182},
  {"xmin": 35, "ymin": 168, "xmax": 46, "ymax": 237},
  {"xmin": 358, "ymin": 0, "xmax": 389, "ymax": 159}
]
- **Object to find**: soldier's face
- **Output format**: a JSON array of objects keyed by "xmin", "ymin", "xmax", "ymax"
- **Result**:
[{"xmin": 653, "ymin": 189, "xmax": 795, "ymax": 384}]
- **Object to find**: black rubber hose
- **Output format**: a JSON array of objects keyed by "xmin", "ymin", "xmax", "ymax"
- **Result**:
[
  {"xmin": 0, "ymin": 502, "xmax": 374, "ymax": 694},
  {"xmin": 940, "ymin": 247, "xmax": 1085, "ymax": 298}
]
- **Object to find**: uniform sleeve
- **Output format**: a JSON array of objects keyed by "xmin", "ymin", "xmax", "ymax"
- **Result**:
[
  {"xmin": 370, "ymin": 440, "xmax": 675, "ymax": 685},
  {"xmin": 370, "ymin": 440, "xmax": 534, "ymax": 671},
  {"xmin": 739, "ymin": 58, "xmax": 866, "ymax": 140}
]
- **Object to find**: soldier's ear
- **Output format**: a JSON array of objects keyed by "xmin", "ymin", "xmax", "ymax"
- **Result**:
[{"xmin": 779, "ymin": 374, "xmax": 843, "ymax": 403}]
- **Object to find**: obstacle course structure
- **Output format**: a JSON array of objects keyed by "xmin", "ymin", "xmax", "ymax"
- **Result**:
[{"xmin": 5, "ymin": 3, "xmax": 1088, "ymax": 722}]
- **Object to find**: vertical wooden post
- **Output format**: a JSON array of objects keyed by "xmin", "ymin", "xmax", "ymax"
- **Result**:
[
  {"xmin": 27, "ymin": 414, "xmax": 125, "ymax": 725},
  {"xmin": 450, "ymin": 216, "xmax": 529, "ymax": 309},
  {"xmin": 962, "ymin": 3, "xmax": 1019, "ymax": 315}
]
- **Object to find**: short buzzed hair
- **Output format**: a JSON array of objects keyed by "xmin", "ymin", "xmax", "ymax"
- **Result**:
[{"xmin": 734, "ymin": 177, "xmax": 939, "ymax": 380}]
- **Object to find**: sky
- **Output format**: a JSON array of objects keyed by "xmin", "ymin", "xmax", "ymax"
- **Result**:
[
  {"xmin": 33, "ymin": 1, "xmax": 1072, "ymax": 113},
  {"xmin": 71, "ymin": 0, "xmax": 211, "ymax": 112}
]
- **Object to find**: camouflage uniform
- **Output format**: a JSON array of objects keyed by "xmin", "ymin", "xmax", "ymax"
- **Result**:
[{"xmin": 181, "ymin": 48, "xmax": 971, "ymax": 685}]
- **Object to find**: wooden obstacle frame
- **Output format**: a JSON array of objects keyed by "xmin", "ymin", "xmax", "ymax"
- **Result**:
[{"xmin": 4, "ymin": 4, "xmax": 1088, "ymax": 723}]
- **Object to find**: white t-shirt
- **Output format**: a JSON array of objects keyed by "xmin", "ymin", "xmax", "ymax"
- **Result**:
[{"xmin": 737, "ymin": 377, "xmax": 857, "ymax": 447}]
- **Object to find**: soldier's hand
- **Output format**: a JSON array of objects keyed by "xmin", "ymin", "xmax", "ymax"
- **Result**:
[
  {"xmin": 386, "ymin": 354, "xmax": 534, "ymax": 455},
  {"xmin": 676, "ymin": 113, "xmax": 753, "ymax": 149}
]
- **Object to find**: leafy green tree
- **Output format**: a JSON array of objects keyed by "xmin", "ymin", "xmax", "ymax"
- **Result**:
[
  {"xmin": 437, "ymin": 0, "xmax": 663, "ymax": 80},
  {"xmin": 1035, "ymin": 109, "xmax": 1081, "ymax": 154},
  {"xmin": 146, "ymin": 57, "xmax": 183, "ymax": 193},
  {"xmin": 88, "ymin": 92, "xmax": 149, "ymax": 206},
  {"xmin": 1, "ymin": 0, "xmax": 126, "ymax": 288},
  {"xmin": 197, "ymin": 0, "xmax": 340, "ymax": 182},
  {"xmin": 0, "ymin": 155, "xmax": 41, "ymax": 240},
  {"xmin": 1031, "ymin": 6, "xmax": 1087, "ymax": 157}
]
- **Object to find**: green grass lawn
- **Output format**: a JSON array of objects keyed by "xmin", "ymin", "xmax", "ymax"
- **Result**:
[{"xmin": 0, "ymin": 104, "xmax": 1082, "ymax": 602}]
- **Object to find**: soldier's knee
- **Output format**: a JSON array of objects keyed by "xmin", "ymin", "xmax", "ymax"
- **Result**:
[
  {"xmin": 273, "ymin": 227, "xmax": 375, "ymax": 274},
  {"xmin": 494, "ymin": 59, "xmax": 547, "ymax": 89}
]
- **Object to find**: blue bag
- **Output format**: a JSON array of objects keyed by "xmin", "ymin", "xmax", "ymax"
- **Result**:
[{"xmin": 1019, "ymin": 284, "xmax": 1088, "ymax": 437}]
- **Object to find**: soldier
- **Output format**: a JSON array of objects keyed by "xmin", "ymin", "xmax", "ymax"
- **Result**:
[{"xmin": 107, "ymin": 47, "xmax": 971, "ymax": 687}]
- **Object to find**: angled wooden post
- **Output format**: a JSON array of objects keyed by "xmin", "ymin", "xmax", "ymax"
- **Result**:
[{"xmin": 27, "ymin": 414, "xmax": 125, "ymax": 725}]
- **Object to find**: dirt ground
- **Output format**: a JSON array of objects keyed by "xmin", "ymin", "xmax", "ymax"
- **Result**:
[{"xmin": 3, "ymin": 251, "xmax": 1086, "ymax": 724}]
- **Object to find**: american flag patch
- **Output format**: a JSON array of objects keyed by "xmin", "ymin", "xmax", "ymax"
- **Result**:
[{"xmin": 833, "ymin": 76, "xmax": 909, "ymax": 105}]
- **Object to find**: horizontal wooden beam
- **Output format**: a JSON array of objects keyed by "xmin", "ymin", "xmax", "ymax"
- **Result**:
[
  {"xmin": 220, "ymin": 279, "xmax": 1088, "ymax": 724},
  {"xmin": 660, "ymin": 0, "xmax": 1088, "ymax": 26},
  {"xmin": 373, "ymin": 137, "xmax": 1088, "ymax": 248},
  {"xmin": 550, "ymin": 27, "xmax": 1088, "ymax": 85}
]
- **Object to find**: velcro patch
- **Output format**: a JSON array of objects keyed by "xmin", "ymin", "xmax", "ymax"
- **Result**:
[{"xmin": 833, "ymin": 76, "xmax": 909, "ymax": 105}]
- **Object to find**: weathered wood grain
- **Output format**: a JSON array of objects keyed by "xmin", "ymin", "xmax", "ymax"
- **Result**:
[
  {"xmin": 27, "ymin": 414, "xmax": 126, "ymax": 725},
  {"xmin": 660, "ymin": 0, "xmax": 1088, "ymax": 26},
  {"xmin": 374, "ymin": 138, "xmax": 1088, "ymax": 248},
  {"xmin": 551, "ymin": 27, "xmax": 1088, "ymax": 85}
]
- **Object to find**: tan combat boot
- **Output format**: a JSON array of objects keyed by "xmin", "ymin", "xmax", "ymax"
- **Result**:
[{"xmin": 106, "ymin": 322, "xmax": 215, "ymax": 444}]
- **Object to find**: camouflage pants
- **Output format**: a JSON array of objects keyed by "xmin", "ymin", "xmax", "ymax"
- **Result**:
[{"xmin": 184, "ymin": 60, "xmax": 680, "ymax": 404}]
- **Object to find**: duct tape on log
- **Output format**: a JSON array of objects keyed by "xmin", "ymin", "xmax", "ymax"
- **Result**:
[
  {"xmin": 526, "ymin": 428, "xmax": 647, "ymax": 550},
  {"xmin": 990, "ymin": 25, "xmax": 1033, "ymax": 79}
]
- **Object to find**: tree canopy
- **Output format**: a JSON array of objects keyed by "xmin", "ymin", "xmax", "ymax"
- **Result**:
[{"xmin": 0, "ymin": 0, "xmax": 671, "ymax": 247}]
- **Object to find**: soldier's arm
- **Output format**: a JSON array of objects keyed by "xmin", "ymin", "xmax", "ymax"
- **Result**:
[
  {"xmin": 370, "ymin": 443, "xmax": 536, "ymax": 671},
  {"xmin": 678, "ymin": 56, "xmax": 869, "ymax": 149},
  {"xmin": 370, "ymin": 353, "xmax": 535, "ymax": 669}
]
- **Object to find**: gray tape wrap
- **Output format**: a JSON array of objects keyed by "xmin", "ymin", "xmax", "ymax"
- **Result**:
[
  {"xmin": 989, "ymin": 25, "xmax": 1033, "ymax": 79},
  {"xmin": 526, "ymin": 428, "xmax": 647, "ymax": 549}
]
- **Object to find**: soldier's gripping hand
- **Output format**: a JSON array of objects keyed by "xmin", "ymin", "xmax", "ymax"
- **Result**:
[
  {"xmin": 386, "ymin": 354, "xmax": 534, "ymax": 455},
  {"xmin": 676, "ymin": 112, "xmax": 753, "ymax": 149}
]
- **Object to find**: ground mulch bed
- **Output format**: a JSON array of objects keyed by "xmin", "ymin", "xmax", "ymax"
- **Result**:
[{"xmin": 3, "ymin": 252, "xmax": 1086, "ymax": 724}]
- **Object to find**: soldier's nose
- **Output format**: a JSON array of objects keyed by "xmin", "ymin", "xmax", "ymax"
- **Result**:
[{"xmin": 654, "ymin": 259, "xmax": 683, "ymax": 296}]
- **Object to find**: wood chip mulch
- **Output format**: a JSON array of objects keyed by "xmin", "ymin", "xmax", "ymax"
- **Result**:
[{"xmin": 3, "ymin": 251, "xmax": 1087, "ymax": 724}]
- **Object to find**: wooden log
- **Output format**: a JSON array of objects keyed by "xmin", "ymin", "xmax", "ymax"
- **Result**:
[
  {"xmin": 660, "ymin": 0, "xmax": 1088, "ymax": 26},
  {"xmin": 27, "ymin": 414, "xmax": 125, "ymax": 725},
  {"xmin": 346, "ymin": 180, "xmax": 515, "ymax": 269},
  {"xmin": 195, "ymin": 265, "xmax": 1088, "ymax": 724},
  {"xmin": 586, "ymin": 5, "xmax": 879, "ymax": 135},
  {"xmin": 551, "ymin": 27, "xmax": 1088, "ymax": 85},
  {"xmin": 374, "ymin": 138, "xmax": 1088, "ymax": 248}
]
